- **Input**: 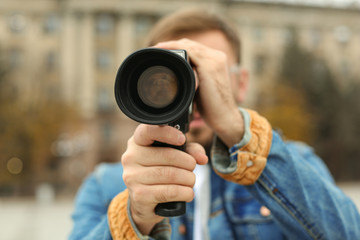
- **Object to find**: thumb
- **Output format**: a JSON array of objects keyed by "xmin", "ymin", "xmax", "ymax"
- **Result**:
[{"xmin": 186, "ymin": 142, "xmax": 208, "ymax": 165}]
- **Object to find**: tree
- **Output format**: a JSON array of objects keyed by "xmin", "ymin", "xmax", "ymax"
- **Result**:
[
  {"xmin": 257, "ymin": 83, "xmax": 315, "ymax": 143},
  {"xmin": 258, "ymin": 27, "xmax": 360, "ymax": 181},
  {"xmin": 0, "ymin": 46, "xmax": 81, "ymax": 196}
]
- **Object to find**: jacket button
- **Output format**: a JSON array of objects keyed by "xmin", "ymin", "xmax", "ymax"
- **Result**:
[
  {"xmin": 260, "ymin": 206, "xmax": 271, "ymax": 217},
  {"xmin": 178, "ymin": 224, "xmax": 186, "ymax": 235}
]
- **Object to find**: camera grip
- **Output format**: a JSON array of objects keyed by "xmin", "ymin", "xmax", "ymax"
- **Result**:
[
  {"xmin": 152, "ymin": 140, "xmax": 186, "ymax": 217},
  {"xmin": 155, "ymin": 201, "xmax": 186, "ymax": 217},
  {"xmin": 152, "ymin": 140, "xmax": 186, "ymax": 151}
]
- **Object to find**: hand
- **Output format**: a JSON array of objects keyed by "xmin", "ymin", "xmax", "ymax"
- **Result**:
[
  {"xmin": 154, "ymin": 39, "xmax": 244, "ymax": 147},
  {"xmin": 121, "ymin": 124, "xmax": 208, "ymax": 235}
]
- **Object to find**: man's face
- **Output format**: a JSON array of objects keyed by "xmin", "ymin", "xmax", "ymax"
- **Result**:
[{"xmin": 174, "ymin": 30, "xmax": 242, "ymax": 147}]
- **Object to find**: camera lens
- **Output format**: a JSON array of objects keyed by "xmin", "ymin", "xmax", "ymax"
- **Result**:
[
  {"xmin": 137, "ymin": 66, "xmax": 178, "ymax": 108},
  {"xmin": 115, "ymin": 48, "xmax": 195, "ymax": 125}
]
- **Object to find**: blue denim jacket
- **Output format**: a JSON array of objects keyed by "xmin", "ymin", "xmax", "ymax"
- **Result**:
[
  {"xmin": 69, "ymin": 130, "xmax": 360, "ymax": 240},
  {"xmin": 70, "ymin": 132, "xmax": 360, "ymax": 239}
]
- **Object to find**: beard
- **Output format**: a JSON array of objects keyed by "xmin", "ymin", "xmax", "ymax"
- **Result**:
[{"xmin": 186, "ymin": 124, "xmax": 214, "ymax": 148}]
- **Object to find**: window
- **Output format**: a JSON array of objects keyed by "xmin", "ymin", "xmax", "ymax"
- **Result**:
[
  {"xmin": 252, "ymin": 26, "xmax": 264, "ymax": 42},
  {"xmin": 8, "ymin": 48, "xmax": 23, "ymax": 69},
  {"xmin": 101, "ymin": 122, "xmax": 112, "ymax": 144},
  {"xmin": 8, "ymin": 13, "xmax": 27, "ymax": 33},
  {"xmin": 97, "ymin": 87, "xmax": 112, "ymax": 112},
  {"xmin": 312, "ymin": 60, "xmax": 326, "ymax": 80},
  {"xmin": 43, "ymin": 14, "xmax": 60, "ymax": 34},
  {"xmin": 96, "ymin": 14, "xmax": 114, "ymax": 35},
  {"xmin": 134, "ymin": 15, "xmax": 157, "ymax": 48},
  {"xmin": 45, "ymin": 51, "xmax": 57, "ymax": 71},
  {"xmin": 334, "ymin": 25, "xmax": 351, "ymax": 44},
  {"xmin": 135, "ymin": 16, "xmax": 153, "ymax": 35},
  {"xmin": 340, "ymin": 60, "xmax": 350, "ymax": 78},
  {"xmin": 282, "ymin": 27, "xmax": 295, "ymax": 44},
  {"xmin": 96, "ymin": 50, "xmax": 112, "ymax": 70},
  {"xmin": 310, "ymin": 29, "xmax": 321, "ymax": 47},
  {"xmin": 254, "ymin": 55, "xmax": 266, "ymax": 75}
]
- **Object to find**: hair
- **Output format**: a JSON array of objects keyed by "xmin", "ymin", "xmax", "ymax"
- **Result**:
[{"xmin": 145, "ymin": 8, "xmax": 241, "ymax": 63}]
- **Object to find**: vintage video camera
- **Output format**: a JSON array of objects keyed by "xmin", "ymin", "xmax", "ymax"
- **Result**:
[{"xmin": 114, "ymin": 48, "xmax": 196, "ymax": 217}]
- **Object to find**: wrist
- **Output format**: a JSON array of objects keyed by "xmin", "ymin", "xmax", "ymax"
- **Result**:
[
  {"xmin": 215, "ymin": 108, "xmax": 245, "ymax": 148},
  {"xmin": 211, "ymin": 108, "xmax": 272, "ymax": 185},
  {"xmin": 108, "ymin": 190, "xmax": 138, "ymax": 240},
  {"xmin": 131, "ymin": 207, "xmax": 162, "ymax": 236}
]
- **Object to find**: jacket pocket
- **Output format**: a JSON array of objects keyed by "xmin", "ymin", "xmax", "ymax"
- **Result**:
[{"xmin": 224, "ymin": 183, "xmax": 284, "ymax": 239}]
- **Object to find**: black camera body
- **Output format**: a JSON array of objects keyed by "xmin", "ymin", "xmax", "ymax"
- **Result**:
[
  {"xmin": 114, "ymin": 48, "xmax": 196, "ymax": 217},
  {"xmin": 115, "ymin": 48, "xmax": 195, "ymax": 133}
]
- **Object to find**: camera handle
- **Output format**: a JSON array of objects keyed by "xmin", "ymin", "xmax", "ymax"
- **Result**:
[
  {"xmin": 153, "ymin": 142, "xmax": 186, "ymax": 216},
  {"xmin": 152, "ymin": 120, "xmax": 188, "ymax": 217},
  {"xmin": 114, "ymin": 48, "xmax": 195, "ymax": 217}
]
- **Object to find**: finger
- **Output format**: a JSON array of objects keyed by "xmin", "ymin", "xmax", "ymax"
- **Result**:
[
  {"xmin": 133, "ymin": 147, "xmax": 197, "ymax": 171},
  {"xmin": 186, "ymin": 142, "xmax": 208, "ymax": 165},
  {"xmin": 192, "ymin": 67, "xmax": 199, "ymax": 90},
  {"xmin": 127, "ymin": 166, "xmax": 196, "ymax": 187},
  {"xmin": 134, "ymin": 124, "xmax": 186, "ymax": 146},
  {"xmin": 153, "ymin": 39, "xmax": 206, "ymax": 66},
  {"xmin": 154, "ymin": 39, "xmax": 229, "ymax": 86},
  {"xmin": 131, "ymin": 184, "xmax": 194, "ymax": 205}
]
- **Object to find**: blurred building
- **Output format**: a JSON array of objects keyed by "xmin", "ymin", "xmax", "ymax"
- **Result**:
[{"xmin": 0, "ymin": 0, "xmax": 359, "ymax": 190}]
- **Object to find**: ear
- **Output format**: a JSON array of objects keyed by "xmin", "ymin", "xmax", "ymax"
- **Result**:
[{"xmin": 235, "ymin": 68, "xmax": 249, "ymax": 103}]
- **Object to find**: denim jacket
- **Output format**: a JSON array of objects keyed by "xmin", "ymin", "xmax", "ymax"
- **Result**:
[{"xmin": 69, "ymin": 110, "xmax": 360, "ymax": 240}]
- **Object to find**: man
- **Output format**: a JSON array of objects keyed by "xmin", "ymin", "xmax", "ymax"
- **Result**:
[{"xmin": 69, "ymin": 9, "xmax": 360, "ymax": 240}]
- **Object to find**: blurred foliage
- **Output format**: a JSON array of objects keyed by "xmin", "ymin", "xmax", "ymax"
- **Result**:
[
  {"xmin": 257, "ymin": 27, "xmax": 360, "ymax": 181},
  {"xmin": 0, "ymin": 49, "xmax": 81, "ymax": 196},
  {"xmin": 258, "ymin": 83, "xmax": 315, "ymax": 143}
]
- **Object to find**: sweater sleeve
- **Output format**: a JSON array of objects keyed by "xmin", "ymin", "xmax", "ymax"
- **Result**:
[
  {"xmin": 211, "ymin": 108, "xmax": 360, "ymax": 239},
  {"xmin": 211, "ymin": 108, "xmax": 272, "ymax": 185},
  {"xmin": 108, "ymin": 189, "xmax": 172, "ymax": 240},
  {"xmin": 70, "ymin": 163, "xmax": 172, "ymax": 240},
  {"xmin": 108, "ymin": 189, "xmax": 139, "ymax": 239}
]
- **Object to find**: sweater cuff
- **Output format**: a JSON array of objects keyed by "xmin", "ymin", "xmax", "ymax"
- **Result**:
[
  {"xmin": 211, "ymin": 108, "xmax": 272, "ymax": 185},
  {"xmin": 108, "ymin": 189, "xmax": 140, "ymax": 240},
  {"xmin": 108, "ymin": 189, "xmax": 172, "ymax": 240}
]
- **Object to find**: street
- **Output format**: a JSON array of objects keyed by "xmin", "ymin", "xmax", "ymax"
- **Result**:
[
  {"xmin": 0, "ymin": 182, "xmax": 359, "ymax": 240},
  {"xmin": 0, "ymin": 197, "xmax": 73, "ymax": 240}
]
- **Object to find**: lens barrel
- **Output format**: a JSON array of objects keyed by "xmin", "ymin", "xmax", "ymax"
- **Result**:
[
  {"xmin": 114, "ymin": 48, "xmax": 195, "ymax": 125},
  {"xmin": 137, "ymin": 65, "xmax": 178, "ymax": 109}
]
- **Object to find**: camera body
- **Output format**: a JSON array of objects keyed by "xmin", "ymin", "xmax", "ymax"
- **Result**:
[
  {"xmin": 114, "ymin": 48, "xmax": 196, "ymax": 217},
  {"xmin": 114, "ymin": 48, "xmax": 195, "ymax": 134}
]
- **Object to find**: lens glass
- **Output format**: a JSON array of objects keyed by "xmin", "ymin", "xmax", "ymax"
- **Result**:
[{"xmin": 137, "ymin": 66, "xmax": 178, "ymax": 108}]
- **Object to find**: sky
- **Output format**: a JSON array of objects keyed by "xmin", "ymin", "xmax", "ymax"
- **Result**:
[{"xmin": 240, "ymin": 0, "xmax": 360, "ymax": 8}]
